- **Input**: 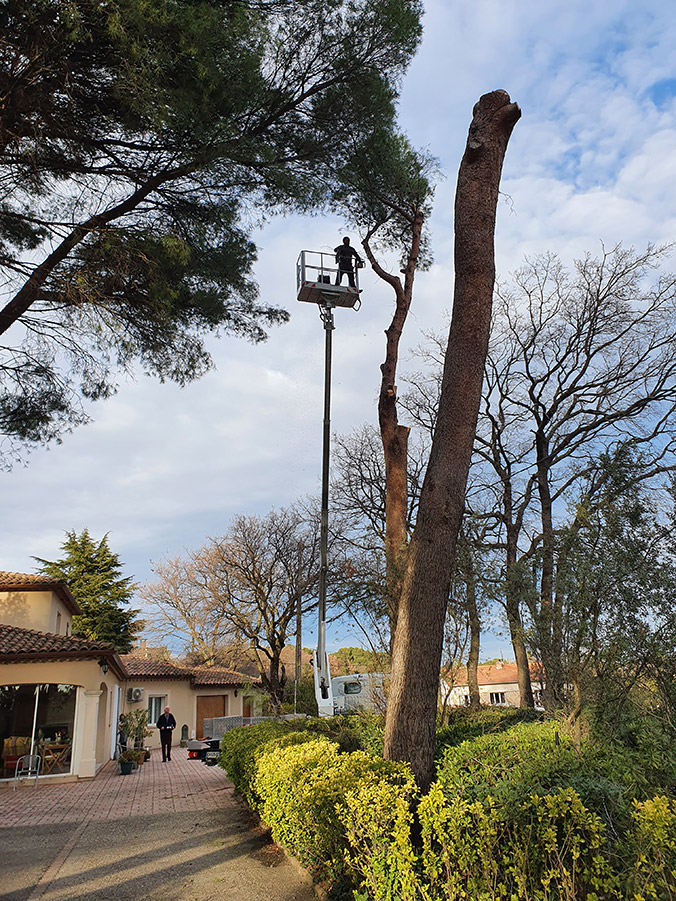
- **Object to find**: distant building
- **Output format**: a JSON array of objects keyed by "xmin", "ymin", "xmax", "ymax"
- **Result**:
[{"xmin": 443, "ymin": 660, "xmax": 545, "ymax": 710}]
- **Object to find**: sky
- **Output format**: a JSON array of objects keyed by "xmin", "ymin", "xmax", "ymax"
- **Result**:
[{"xmin": 4, "ymin": 0, "xmax": 676, "ymax": 658}]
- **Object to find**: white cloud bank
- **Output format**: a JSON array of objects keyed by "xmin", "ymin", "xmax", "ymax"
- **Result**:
[{"xmin": 3, "ymin": 0, "xmax": 676, "ymax": 656}]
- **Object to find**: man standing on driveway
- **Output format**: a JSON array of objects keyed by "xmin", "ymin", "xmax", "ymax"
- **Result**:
[{"xmin": 157, "ymin": 706, "xmax": 177, "ymax": 762}]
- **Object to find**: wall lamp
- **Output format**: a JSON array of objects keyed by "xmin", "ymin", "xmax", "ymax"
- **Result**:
[{"xmin": 98, "ymin": 658, "xmax": 109, "ymax": 675}]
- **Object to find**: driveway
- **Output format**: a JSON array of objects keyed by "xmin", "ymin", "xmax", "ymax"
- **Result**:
[{"xmin": 0, "ymin": 751, "xmax": 316, "ymax": 901}]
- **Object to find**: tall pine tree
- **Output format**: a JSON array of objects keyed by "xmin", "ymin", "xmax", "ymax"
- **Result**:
[{"xmin": 35, "ymin": 529, "xmax": 139, "ymax": 652}]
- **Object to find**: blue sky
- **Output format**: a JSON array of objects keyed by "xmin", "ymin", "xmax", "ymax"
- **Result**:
[{"xmin": 3, "ymin": 0, "xmax": 676, "ymax": 658}]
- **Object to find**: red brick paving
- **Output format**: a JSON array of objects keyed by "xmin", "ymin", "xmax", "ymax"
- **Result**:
[{"xmin": 0, "ymin": 749, "xmax": 233, "ymax": 828}]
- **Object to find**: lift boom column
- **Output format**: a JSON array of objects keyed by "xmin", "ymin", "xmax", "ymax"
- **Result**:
[
  {"xmin": 295, "ymin": 249, "xmax": 361, "ymax": 718},
  {"xmin": 314, "ymin": 302, "xmax": 334, "ymax": 716}
]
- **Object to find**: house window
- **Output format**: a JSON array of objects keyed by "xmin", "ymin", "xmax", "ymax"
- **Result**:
[
  {"xmin": 463, "ymin": 694, "xmax": 471, "ymax": 706},
  {"xmin": 147, "ymin": 696, "xmax": 166, "ymax": 725},
  {"xmin": 56, "ymin": 612, "xmax": 62, "ymax": 634},
  {"xmin": 65, "ymin": 622, "xmax": 70, "ymax": 636},
  {"xmin": 489, "ymin": 692, "xmax": 506, "ymax": 706},
  {"xmin": 533, "ymin": 690, "xmax": 543, "ymax": 707},
  {"xmin": 0, "ymin": 683, "xmax": 76, "ymax": 777},
  {"xmin": 344, "ymin": 682, "xmax": 362, "ymax": 695}
]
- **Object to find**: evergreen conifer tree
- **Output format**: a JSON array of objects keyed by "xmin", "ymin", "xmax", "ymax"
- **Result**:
[{"xmin": 35, "ymin": 529, "xmax": 139, "ymax": 653}]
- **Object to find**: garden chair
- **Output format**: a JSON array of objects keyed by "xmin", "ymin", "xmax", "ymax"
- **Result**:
[{"xmin": 13, "ymin": 753, "xmax": 41, "ymax": 790}]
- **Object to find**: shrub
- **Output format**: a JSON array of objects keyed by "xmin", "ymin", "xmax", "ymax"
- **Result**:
[
  {"xmin": 436, "ymin": 721, "xmax": 584, "ymax": 804},
  {"xmin": 500, "ymin": 789, "xmax": 618, "ymax": 900},
  {"xmin": 435, "ymin": 719, "xmax": 638, "ymax": 832},
  {"xmin": 219, "ymin": 714, "xmax": 676, "ymax": 900},
  {"xmin": 626, "ymin": 796, "xmax": 676, "ymax": 900},
  {"xmin": 419, "ymin": 784, "xmax": 502, "ymax": 900},
  {"xmin": 435, "ymin": 704, "xmax": 543, "ymax": 757},
  {"xmin": 295, "ymin": 712, "xmax": 385, "ymax": 755},
  {"xmin": 255, "ymin": 738, "xmax": 413, "ymax": 889},
  {"xmin": 343, "ymin": 776, "xmax": 419, "ymax": 901},
  {"xmin": 219, "ymin": 721, "xmax": 318, "ymax": 808}
]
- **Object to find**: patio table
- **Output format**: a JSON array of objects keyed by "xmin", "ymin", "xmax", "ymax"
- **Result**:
[{"xmin": 40, "ymin": 742, "xmax": 71, "ymax": 775}]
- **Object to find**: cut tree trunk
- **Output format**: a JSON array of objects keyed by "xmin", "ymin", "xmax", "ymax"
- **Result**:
[
  {"xmin": 383, "ymin": 91, "xmax": 520, "ymax": 793},
  {"xmin": 364, "ymin": 210, "xmax": 424, "ymax": 644}
]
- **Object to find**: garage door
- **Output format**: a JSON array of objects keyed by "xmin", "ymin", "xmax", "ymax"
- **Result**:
[{"xmin": 196, "ymin": 695, "xmax": 226, "ymax": 738}]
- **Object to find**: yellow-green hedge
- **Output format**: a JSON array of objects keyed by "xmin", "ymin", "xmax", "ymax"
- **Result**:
[
  {"xmin": 256, "ymin": 738, "xmax": 414, "ymax": 885},
  {"xmin": 220, "ymin": 722, "xmax": 676, "ymax": 900}
]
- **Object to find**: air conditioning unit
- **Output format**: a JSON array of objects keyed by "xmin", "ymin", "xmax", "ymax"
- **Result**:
[{"xmin": 126, "ymin": 687, "xmax": 144, "ymax": 702}]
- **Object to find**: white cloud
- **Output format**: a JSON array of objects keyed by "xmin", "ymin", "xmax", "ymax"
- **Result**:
[{"xmin": 4, "ymin": 0, "xmax": 676, "ymax": 661}]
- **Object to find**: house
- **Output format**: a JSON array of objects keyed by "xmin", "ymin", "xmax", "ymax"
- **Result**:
[
  {"xmin": 0, "ymin": 571, "xmax": 259, "ymax": 782},
  {"xmin": 443, "ymin": 660, "xmax": 545, "ymax": 709},
  {"xmin": 120, "ymin": 654, "xmax": 261, "ymax": 745},
  {"xmin": 0, "ymin": 572, "xmax": 126, "ymax": 781}
]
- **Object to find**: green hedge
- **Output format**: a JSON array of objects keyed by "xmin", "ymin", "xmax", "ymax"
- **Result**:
[
  {"xmin": 256, "ymin": 739, "xmax": 413, "ymax": 886},
  {"xmin": 347, "ymin": 783, "xmax": 676, "ymax": 900},
  {"xmin": 219, "ymin": 720, "xmax": 317, "ymax": 807},
  {"xmin": 435, "ymin": 705, "xmax": 543, "ymax": 757},
  {"xmin": 219, "ymin": 718, "xmax": 676, "ymax": 900}
]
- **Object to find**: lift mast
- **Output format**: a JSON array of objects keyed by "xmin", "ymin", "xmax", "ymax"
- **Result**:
[{"xmin": 296, "ymin": 249, "xmax": 361, "ymax": 716}]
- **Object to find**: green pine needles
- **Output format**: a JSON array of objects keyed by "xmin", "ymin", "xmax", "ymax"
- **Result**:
[{"xmin": 35, "ymin": 528, "xmax": 140, "ymax": 653}]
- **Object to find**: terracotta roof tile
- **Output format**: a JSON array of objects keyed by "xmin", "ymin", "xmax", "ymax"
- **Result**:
[
  {"xmin": 0, "ymin": 571, "xmax": 81, "ymax": 615},
  {"xmin": 0, "ymin": 623, "xmax": 114, "ymax": 657},
  {"xmin": 119, "ymin": 656, "xmax": 259, "ymax": 686},
  {"xmin": 0, "ymin": 571, "xmax": 61, "ymax": 587},
  {"xmin": 190, "ymin": 667, "xmax": 259, "ymax": 687},
  {"xmin": 447, "ymin": 661, "xmax": 544, "ymax": 688},
  {"xmin": 119, "ymin": 656, "xmax": 190, "ymax": 679}
]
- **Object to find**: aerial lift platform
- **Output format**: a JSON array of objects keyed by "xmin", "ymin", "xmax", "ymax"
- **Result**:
[{"xmin": 296, "ymin": 248, "xmax": 362, "ymax": 716}]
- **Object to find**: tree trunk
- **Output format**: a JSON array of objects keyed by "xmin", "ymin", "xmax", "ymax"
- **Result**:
[
  {"xmin": 465, "ymin": 558, "xmax": 481, "ymax": 708},
  {"xmin": 505, "ymin": 529, "xmax": 534, "ymax": 708},
  {"xmin": 383, "ymin": 91, "xmax": 520, "ymax": 792},
  {"xmin": 534, "ymin": 429, "xmax": 559, "ymax": 707},
  {"xmin": 364, "ymin": 209, "xmax": 423, "ymax": 644},
  {"xmin": 382, "ymin": 421, "xmax": 410, "ymax": 645},
  {"xmin": 457, "ymin": 531, "xmax": 481, "ymax": 708},
  {"xmin": 505, "ymin": 586, "xmax": 534, "ymax": 708}
]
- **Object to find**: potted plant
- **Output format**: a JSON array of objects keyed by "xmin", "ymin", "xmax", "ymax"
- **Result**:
[
  {"xmin": 118, "ymin": 749, "xmax": 138, "ymax": 775},
  {"xmin": 121, "ymin": 710, "xmax": 152, "ymax": 751}
]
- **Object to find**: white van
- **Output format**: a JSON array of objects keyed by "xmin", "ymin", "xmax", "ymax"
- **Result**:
[{"xmin": 331, "ymin": 673, "xmax": 386, "ymax": 714}]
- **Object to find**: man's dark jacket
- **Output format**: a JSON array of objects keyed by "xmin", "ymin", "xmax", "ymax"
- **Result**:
[{"xmin": 157, "ymin": 713, "xmax": 176, "ymax": 730}]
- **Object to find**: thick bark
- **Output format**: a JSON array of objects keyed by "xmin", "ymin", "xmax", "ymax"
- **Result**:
[
  {"xmin": 505, "ymin": 588, "xmax": 534, "ymax": 707},
  {"xmin": 465, "ymin": 557, "xmax": 481, "ymax": 708},
  {"xmin": 383, "ymin": 91, "xmax": 520, "ymax": 792},
  {"xmin": 534, "ymin": 429, "xmax": 559, "ymax": 705}
]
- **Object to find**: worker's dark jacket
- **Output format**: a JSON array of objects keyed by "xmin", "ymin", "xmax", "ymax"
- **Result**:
[{"xmin": 334, "ymin": 244, "xmax": 362, "ymax": 270}]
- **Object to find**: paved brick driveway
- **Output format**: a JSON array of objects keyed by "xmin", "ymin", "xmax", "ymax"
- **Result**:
[{"xmin": 0, "ymin": 751, "xmax": 316, "ymax": 901}]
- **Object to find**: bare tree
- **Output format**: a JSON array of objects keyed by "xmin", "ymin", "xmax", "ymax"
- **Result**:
[
  {"xmin": 383, "ymin": 91, "xmax": 521, "ymax": 791},
  {"xmin": 404, "ymin": 244, "xmax": 676, "ymax": 709},
  {"xmin": 331, "ymin": 424, "xmax": 426, "ymax": 649},
  {"xmin": 142, "ymin": 505, "xmax": 326, "ymax": 708},
  {"xmin": 332, "ymin": 129, "xmax": 438, "ymax": 639},
  {"xmin": 141, "ymin": 554, "xmax": 239, "ymax": 665},
  {"xmin": 483, "ymin": 246, "xmax": 676, "ymax": 705}
]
